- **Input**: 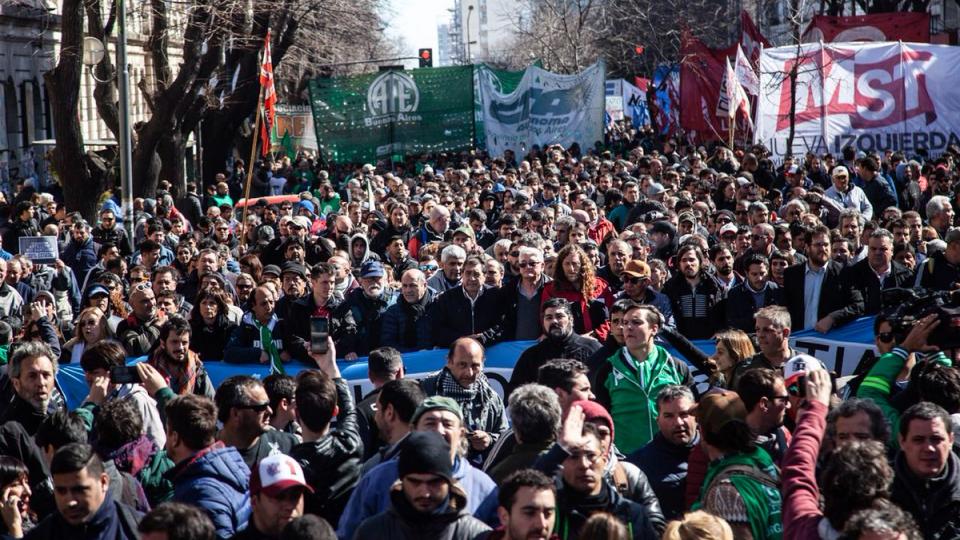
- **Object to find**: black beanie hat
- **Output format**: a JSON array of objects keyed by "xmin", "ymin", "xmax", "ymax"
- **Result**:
[{"xmin": 398, "ymin": 431, "xmax": 453, "ymax": 483}]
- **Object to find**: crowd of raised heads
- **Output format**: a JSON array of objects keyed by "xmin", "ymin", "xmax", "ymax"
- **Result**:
[{"xmin": 1, "ymin": 135, "xmax": 958, "ymax": 539}]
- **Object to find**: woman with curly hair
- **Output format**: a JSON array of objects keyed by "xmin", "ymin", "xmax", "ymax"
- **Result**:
[
  {"xmin": 540, "ymin": 244, "xmax": 613, "ymax": 340},
  {"xmin": 189, "ymin": 288, "xmax": 238, "ymax": 362}
]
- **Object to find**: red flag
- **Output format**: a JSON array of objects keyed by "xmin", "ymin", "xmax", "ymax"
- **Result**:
[
  {"xmin": 259, "ymin": 30, "xmax": 276, "ymax": 157},
  {"xmin": 740, "ymin": 10, "xmax": 770, "ymax": 65},
  {"xmin": 802, "ymin": 13, "xmax": 930, "ymax": 43}
]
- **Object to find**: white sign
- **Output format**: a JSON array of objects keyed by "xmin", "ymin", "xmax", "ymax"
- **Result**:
[
  {"xmin": 754, "ymin": 41, "xmax": 960, "ymax": 162},
  {"xmin": 479, "ymin": 62, "xmax": 605, "ymax": 157}
]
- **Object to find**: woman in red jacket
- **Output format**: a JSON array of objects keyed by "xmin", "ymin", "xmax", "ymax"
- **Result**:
[{"xmin": 540, "ymin": 244, "xmax": 613, "ymax": 341}]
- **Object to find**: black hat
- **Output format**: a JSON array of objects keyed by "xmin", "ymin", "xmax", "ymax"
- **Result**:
[
  {"xmin": 398, "ymin": 431, "xmax": 453, "ymax": 483},
  {"xmin": 262, "ymin": 264, "xmax": 282, "ymax": 278},
  {"xmin": 281, "ymin": 262, "xmax": 308, "ymax": 280}
]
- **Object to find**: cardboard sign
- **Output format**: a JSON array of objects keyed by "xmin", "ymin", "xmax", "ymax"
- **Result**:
[{"xmin": 19, "ymin": 236, "xmax": 58, "ymax": 264}]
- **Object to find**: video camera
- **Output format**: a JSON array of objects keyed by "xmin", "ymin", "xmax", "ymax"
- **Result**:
[{"xmin": 881, "ymin": 288, "xmax": 960, "ymax": 349}]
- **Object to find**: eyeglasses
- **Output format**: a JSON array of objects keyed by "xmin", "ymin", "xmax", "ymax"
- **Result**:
[
  {"xmin": 566, "ymin": 451, "xmax": 602, "ymax": 465},
  {"xmin": 509, "ymin": 252, "xmax": 520, "ymax": 257},
  {"xmin": 79, "ymin": 319, "xmax": 99, "ymax": 327},
  {"xmin": 234, "ymin": 401, "xmax": 270, "ymax": 412},
  {"xmin": 735, "ymin": 210, "xmax": 749, "ymax": 215},
  {"xmin": 771, "ymin": 394, "xmax": 791, "ymax": 403},
  {"xmin": 878, "ymin": 332, "xmax": 895, "ymax": 343},
  {"xmin": 751, "ymin": 234, "xmax": 769, "ymax": 240},
  {"xmin": 518, "ymin": 261, "xmax": 541, "ymax": 268},
  {"xmin": 419, "ymin": 264, "xmax": 438, "ymax": 272},
  {"xmin": 624, "ymin": 276, "xmax": 647, "ymax": 284}
]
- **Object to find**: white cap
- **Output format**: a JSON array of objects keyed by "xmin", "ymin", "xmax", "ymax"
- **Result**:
[{"xmin": 784, "ymin": 354, "xmax": 827, "ymax": 387}]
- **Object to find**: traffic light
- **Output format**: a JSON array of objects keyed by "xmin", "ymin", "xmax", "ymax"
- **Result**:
[{"xmin": 419, "ymin": 48, "xmax": 433, "ymax": 68}]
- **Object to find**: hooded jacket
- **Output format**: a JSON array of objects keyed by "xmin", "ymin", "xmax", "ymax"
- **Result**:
[
  {"xmin": 337, "ymin": 455, "xmax": 499, "ymax": 540},
  {"xmin": 348, "ymin": 233, "xmax": 381, "ymax": 271},
  {"xmin": 352, "ymin": 481, "xmax": 491, "ymax": 540},
  {"xmin": 167, "ymin": 443, "xmax": 251, "ymax": 540}
]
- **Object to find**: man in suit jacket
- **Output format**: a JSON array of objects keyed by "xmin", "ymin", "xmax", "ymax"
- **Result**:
[
  {"xmin": 782, "ymin": 224, "xmax": 864, "ymax": 332},
  {"xmin": 843, "ymin": 228, "xmax": 914, "ymax": 314}
]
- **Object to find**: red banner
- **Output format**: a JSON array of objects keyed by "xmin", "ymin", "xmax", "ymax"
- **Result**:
[
  {"xmin": 802, "ymin": 13, "xmax": 930, "ymax": 43},
  {"xmin": 740, "ymin": 10, "xmax": 770, "ymax": 64},
  {"xmin": 680, "ymin": 11, "xmax": 768, "ymax": 140}
]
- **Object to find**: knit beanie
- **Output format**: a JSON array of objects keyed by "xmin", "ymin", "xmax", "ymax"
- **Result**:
[
  {"xmin": 574, "ymin": 399, "xmax": 615, "ymax": 444},
  {"xmin": 398, "ymin": 431, "xmax": 453, "ymax": 483}
]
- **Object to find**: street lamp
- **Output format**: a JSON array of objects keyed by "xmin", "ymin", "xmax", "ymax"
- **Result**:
[{"xmin": 466, "ymin": 5, "xmax": 474, "ymax": 64}]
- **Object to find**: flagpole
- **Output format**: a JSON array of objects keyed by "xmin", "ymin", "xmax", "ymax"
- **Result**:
[{"xmin": 240, "ymin": 82, "xmax": 265, "ymax": 250}]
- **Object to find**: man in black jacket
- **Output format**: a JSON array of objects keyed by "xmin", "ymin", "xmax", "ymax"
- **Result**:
[
  {"xmin": 551, "ymin": 423, "xmax": 658, "ymax": 540},
  {"xmin": 427, "ymin": 257, "xmax": 501, "ymax": 348},
  {"xmin": 723, "ymin": 254, "xmax": 783, "ymax": 332},
  {"xmin": 781, "ymin": 224, "xmax": 864, "ymax": 332},
  {"xmin": 660, "ymin": 244, "xmax": 725, "ymax": 339},
  {"xmin": 284, "ymin": 262, "xmax": 355, "ymax": 363},
  {"xmin": 843, "ymin": 228, "xmax": 913, "ymax": 314},
  {"xmin": 626, "ymin": 385, "xmax": 698, "ymax": 521},
  {"xmin": 27, "ymin": 443, "xmax": 141, "ymax": 540},
  {"xmin": 91, "ymin": 208, "xmax": 133, "ymax": 257},
  {"xmin": 289, "ymin": 339, "xmax": 363, "ymax": 529},
  {"xmin": 891, "ymin": 402, "xmax": 960, "ymax": 540},
  {"xmin": 0, "ymin": 341, "xmax": 65, "ymax": 436},
  {"xmin": 508, "ymin": 298, "xmax": 601, "ymax": 398},
  {"xmin": 495, "ymin": 246, "xmax": 550, "ymax": 342}
]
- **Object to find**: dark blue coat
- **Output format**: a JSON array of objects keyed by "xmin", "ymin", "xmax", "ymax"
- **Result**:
[{"xmin": 626, "ymin": 432, "xmax": 698, "ymax": 521}]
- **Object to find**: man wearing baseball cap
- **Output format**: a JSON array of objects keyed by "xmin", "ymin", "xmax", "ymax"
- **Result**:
[
  {"xmin": 338, "ymin": 396, "xmax": 498, "ymax": 539},
  {"xmin": 615, "ymin": 260, "xmax": 673, "ymax": 324},
  {"xmin": 353, "ymin": 431, "xmax": 491, "ymax": 539},
  {"xmin": 231, "ymin": 454, "xmax": 313, "ymax": 540},
  {"xmin": 337, "ymin": 260, "xmax": 397, "ymax": 359}
]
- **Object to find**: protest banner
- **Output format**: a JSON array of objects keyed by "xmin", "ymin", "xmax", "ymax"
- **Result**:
[
  {"xmin": 19, "ymin": 236, "xmax": 58, "ymax": 264},
  {"xmin": 308, "ymin": 66, "xmax": 475, "ymax": 163},
  {"xmin": 478, "ymin": 61, "xmax": 605, "ymax": 158},
  {"xmin": 802, "ymin": 13, "xmax": 930, "ymax": 43},
  {"xmin": 56, "ymin": 317, "xmax": 879, "ymax": 410},
  {"xmin": 754, "ymin": 41, "xmax": 960, "ymax": 162}
]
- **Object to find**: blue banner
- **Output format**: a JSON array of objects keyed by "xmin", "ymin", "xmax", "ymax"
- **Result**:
[{"xmin": 56, "ymin": 317, "xmax": 878, "ymax": 410}]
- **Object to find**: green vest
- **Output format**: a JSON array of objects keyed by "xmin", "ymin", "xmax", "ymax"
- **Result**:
[
  {"xmin": 694, "ymin": 447, "xmax": 783, "ymax": 540},
  {"xmin": 603, "ymin": 345, "xmax": 685, "ymax": 454}
]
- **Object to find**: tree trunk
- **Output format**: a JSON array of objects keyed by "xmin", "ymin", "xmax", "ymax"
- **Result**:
[
  {"xmin": 158, "ymin": 130, "xmax": 187, "ymax": 196},
  {"xmin": 44, "ymin": 0, "xmax": 108, "ymax": 221}
]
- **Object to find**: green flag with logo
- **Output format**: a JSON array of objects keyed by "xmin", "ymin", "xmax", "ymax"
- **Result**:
[{"xmin": 308, "ymin": 66, "xmax": 475, "ymax": 163}]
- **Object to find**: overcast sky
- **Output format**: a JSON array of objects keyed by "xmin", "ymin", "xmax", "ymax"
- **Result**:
[{"xmin": 384, "ymin": 0, "xmax": 453, "ymax": 67}]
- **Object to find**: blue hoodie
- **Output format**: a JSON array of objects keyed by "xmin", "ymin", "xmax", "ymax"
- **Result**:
[
  {"xmin": 336, "ymin": 454, "xmax": 498, "ymax": 540},
  {"xmin": 167, "ymin": 443, "xmax": 251, "ymax": 540}
]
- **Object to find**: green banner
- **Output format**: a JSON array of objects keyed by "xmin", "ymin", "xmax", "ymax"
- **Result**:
[{"xmin": 308, "ymin": 66, "xmax": 475, "ymax": 164}]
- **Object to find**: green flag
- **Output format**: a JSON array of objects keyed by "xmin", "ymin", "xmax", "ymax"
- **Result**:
[
  {"xmin": 280, "ymin": 130, "xmax": 297, "ymax": 161},
  {"xmin": 308, "ymin": 66, "xmax": 475, "ymax": 163}
]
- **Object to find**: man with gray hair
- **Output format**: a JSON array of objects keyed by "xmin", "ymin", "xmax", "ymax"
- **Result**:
[
  {"xmin": 427, "ymin": 244, "xmax": 466, "ymax": 293},
  {"xmin": 926, "ymin": 194, "xmax": 955, "ymax": 239},
  {"xmin": 487, "ymin": 384, "xmax": 561, "ymax": 483},
  {"xmin": 408, "ymin": 204, "xmax": 451, "ymax": 257},
  {"xmin": 843, "ymin": 228, "xmax": 913, "ymax": 314},
  {"xmin": 0, "ymin": 341, "xmax": 65, "ymax": 435}
]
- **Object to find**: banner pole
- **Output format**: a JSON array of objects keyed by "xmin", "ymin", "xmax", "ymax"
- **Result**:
[{"xmin": 240, "ymin": 83, "xmax": 266, "ymax": 250}]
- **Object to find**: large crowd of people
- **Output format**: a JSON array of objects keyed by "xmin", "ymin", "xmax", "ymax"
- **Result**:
[{"xmin": 1, "ymin": 135, "xmax": 958, "ymax": 539}]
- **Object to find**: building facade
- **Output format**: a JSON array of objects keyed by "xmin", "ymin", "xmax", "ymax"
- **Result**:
[{"xmin": 0, "ymin": 0, "xmax": 185, "ymax": 193}]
